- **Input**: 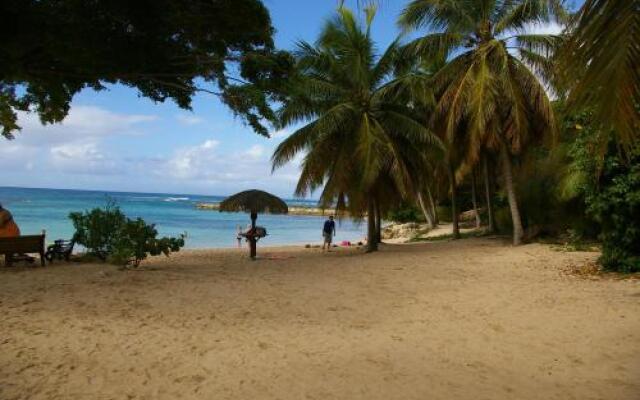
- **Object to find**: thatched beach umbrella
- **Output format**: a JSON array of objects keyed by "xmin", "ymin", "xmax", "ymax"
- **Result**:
[{"xmin": 219, "ymin": 190, "xmax": 288, "ymax": 259}]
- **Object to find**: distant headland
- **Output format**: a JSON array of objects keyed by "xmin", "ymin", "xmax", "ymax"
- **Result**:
[{"xmin": 196, "ymin": 202, "xmax": 342, "ymax": 217}]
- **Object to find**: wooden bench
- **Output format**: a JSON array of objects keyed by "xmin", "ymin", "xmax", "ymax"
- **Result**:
[{"xmin": 0, "ymin": 234, "xmax": 46, "ymax": 267}]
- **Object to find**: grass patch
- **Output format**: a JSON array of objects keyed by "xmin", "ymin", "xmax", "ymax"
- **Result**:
[
  {"xmin": 550, "ymin": 242, "xmax": 601, "ymax": 252},
  {"xmin": 537, "ymin": 230, "xmax": 601, "ymax": 252}
]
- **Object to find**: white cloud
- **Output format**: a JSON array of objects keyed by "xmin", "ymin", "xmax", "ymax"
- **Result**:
[
  {"xmin": 51, "ymin": 142, "xmax": 104, "ymax": 160},
  {"xmin": 162, "ymin": 139, "xmax": 302, "ymax": 192},
  {"xmin": 0, "ymin": 142, "xmax": 40, "ymax": 173},
  {"xmin": 176, "ymin": 114, "xmax": 204, "ymax": 126},
  {"xmin": 168, "ymin": 139, "xmax": 220, "ymax": 179},
  {"xmin": 13, "ymin": 106, "xmax": 157, "ymax": 147},
  {"xmin": 49, "ymin": 141, "xmax": 125, "ymax": 175},
  {"xmin": 0, "ymin": 104, "xmax": 306, "ymax": 197},
  {"xmin": 244, "ymin": 144, "xmax": 265, "ymax": 160},
  {"xmin": 0, "ymin": 106, "xmax": 157, "ymax": 178},
  {"xmin": 201, "ymin": 139, "xmax": 218, "ymax": 149}
]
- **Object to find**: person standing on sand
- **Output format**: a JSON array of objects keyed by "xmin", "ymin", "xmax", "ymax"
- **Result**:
[
  {"xmin": 0, "ymin": 203, "xmax": 20, "ymax": 238},
  {"xmin": 322, "ymin": 215, "xmax": 336, "ymax": 251},
  {"xmin": 236, "ymin": 225, "xmax": 243, "ymax": 248}
]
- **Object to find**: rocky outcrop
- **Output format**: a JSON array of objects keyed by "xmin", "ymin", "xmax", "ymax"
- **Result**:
[{"xmin": 381, "ymin": 222, "xmax": 428, "ymax": 240}]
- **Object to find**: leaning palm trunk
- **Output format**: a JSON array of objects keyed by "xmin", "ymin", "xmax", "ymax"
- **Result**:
[
  {"xmin": 366, "ymin": 197, "xmax": 378, "ymax": 252},
  {"xmin": 417, "ymin": 191, "xmax": 435, "ymax": 229},
  {"xmin": 448, "ymin": 163, "xmax": 461, "ymax": 239},
  {"xmin": 500, "ymin": 145, "xmax": 524, "ymax": 245},
  {"xmin": 426, "ymin": 184, "xmax": 439, "ymax": 225},
  {"xmin": 470, "ymin": 169, "xmax": 481, "ymax": 229},
  {"xmin": 483, "ymin": 157, "xmax": 496, "ymax": 233}
]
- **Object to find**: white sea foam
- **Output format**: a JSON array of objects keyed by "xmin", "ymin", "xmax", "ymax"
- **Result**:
[{"xmin": 164, "ymin": 197, "xmax": 190, "ymax": 202}]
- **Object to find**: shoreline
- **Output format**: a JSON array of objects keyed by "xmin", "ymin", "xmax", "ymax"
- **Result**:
[{"xmin": 178, "ymin": 240, "xmax": 366, "ymax": 251}]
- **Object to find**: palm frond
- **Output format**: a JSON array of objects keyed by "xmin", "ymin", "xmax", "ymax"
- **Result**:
[
  {"xmin": 398, "ymin": 0, "xmax": 475, "ymax": 33},
  {"xmin": 495, "ymin": 0, "xmax": 567, "ymax": 34},
  {"xmin": 562, "ymin": 0, "xmax": 640, "ymax": 148},
  {"xmin": 402, "ymin": 32, "xmax": 464, "ymax": 62}
]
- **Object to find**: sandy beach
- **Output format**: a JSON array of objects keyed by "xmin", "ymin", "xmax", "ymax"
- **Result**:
[{"xmin": 1, "ymin": 238, "xmax": 639, "ymax": 400}]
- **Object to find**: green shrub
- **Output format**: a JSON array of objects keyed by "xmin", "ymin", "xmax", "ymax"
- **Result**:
[
  {"xmin": 584, "ymin": 146, "xmax": 640, "ymax": 272},
  {"xmin": 70, "ymin": 202, "xmax": 185, "ymax": 268},
  {"xmin": 110, "ymin": 218, "xmax": 185, "ymax": 268},
  {"xmin": 387, "ymin": 204, "xmax": 424, "ymax": 223},
  {"xmin": 436, "ymin": 205, "xmax": 452, "ymax": 223},
  {"xmin": 494, "ymin": 206, "xmax": 512, "ymax": 234},
  {"xmin": 566, "ymin": 109, "xmax": 640, "ymax": 273},
  {"xmin": 69, "ymin": 200, "xmax": 126, "ymax": 260}
]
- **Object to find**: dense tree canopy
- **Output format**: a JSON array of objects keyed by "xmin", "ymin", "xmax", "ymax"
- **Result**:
[
  {"xmin": 399, "ymin": 0, "xmax": 564, "ymax": 245},
  {"xmin": 0, "ymin": 0, "xmax": 292, "ymax": 139}
]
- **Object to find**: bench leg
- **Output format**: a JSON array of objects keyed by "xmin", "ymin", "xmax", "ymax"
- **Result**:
[
  {"xmin": 6, "ymin": 254, "xmax": 13, "ymax": 267},
  {"xmin": 40, "ymin": 252, "xmax": 45, "ymax": 267}
]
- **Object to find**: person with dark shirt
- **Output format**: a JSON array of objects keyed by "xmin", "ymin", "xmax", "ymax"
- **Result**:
[{"xmin": 322, "ymin": 215, "xmax": 336, "ymax": 251}]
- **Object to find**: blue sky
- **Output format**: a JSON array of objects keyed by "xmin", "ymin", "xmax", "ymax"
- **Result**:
[{"xmin": 0, "ymin": 0, "xmax": 567, "ymax": 198}]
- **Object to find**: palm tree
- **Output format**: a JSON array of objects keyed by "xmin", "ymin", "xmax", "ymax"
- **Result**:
[
  {"xmin": 399, "ymin": 0, "xmax": 564, "ymax": 245},
  {"xmin": 561, "ymin": 0, "xmax": 639, "ymax": 151},
  {"xmin": 272, "ymin": 7, "xmax": 438, "ymax": 252}
]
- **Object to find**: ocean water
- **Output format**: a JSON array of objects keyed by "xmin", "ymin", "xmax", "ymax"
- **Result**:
[{"xmin": 0, "ymin": 187, "xmax": 366, "ymax": 249}]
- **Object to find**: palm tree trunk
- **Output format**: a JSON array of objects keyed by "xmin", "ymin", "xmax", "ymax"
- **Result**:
[
  {"xmin": 417, "ymin": 191, "xmax": 435, "ymax": 229},
  {"xmin": 249, "ymin": 212, "xmax": 258, "ymax": 259},
  {"xmin": 448, "ymin": 163, "xmax": 460, "ymax": 239},
  {"xmin": 470, "ymin": 168, "xmax": 481, "ymax": 229},
  {"xmin": 366, "ymin": 197, "xmax": 378, "ymax": 252},
  {"xmin": 375, "ymin": 199, "xmax": 382, "ymax": 244},
  {"xmin": 426, "ymin": 184, "xmax": 439, "ymax": 225},
  {"xmin": 483, "ymin": 156, "xmax": 496, "ymax": 233},
  {"xmin": 500, "ymin": 145, "xmax": 524, "ymax": 245}
]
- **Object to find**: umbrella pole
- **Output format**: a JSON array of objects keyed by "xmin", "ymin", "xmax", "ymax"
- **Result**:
[{"xmin": 250, "ymin": 212, "xmax": 257, "ymax": 259}]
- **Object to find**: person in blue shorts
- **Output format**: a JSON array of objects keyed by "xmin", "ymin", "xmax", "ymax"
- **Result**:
[{"xmin": 322, "ymin": 215, "xmax": 336, "ymax": 251}]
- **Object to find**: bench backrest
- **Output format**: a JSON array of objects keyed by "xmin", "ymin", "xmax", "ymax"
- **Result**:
[{"xmin": 0, "ymin": 235, "xmax": 45, "ymax": 254}]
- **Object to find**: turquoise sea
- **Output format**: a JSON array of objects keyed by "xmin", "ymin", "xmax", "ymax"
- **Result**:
[{"xmin": 0, "ymin": 187, "xmax": 366, "ymax": 248}]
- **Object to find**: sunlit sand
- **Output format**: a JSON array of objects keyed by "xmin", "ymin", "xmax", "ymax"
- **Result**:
[{"xmin": 1, "ymin": 239, "xmax": 638, "ymax": 399}]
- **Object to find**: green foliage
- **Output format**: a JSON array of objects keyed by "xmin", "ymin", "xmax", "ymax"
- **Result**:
[
  {"xmin": 69, "ymin": 202, "xmax": 184, "ymax": 268},
  {"xmin": 399, "ymin": 0, "xmax": 562, "ymax": 163},
  {"xmin": 512, "ymin": 143, "xmax": 591, "ymax": 238},
  {"xmin": 561, "ymin": 0, "xmax": 640, "ymax": 148},
  {"xmin": 494, "ymin": 206, "xmax": 513, "ymax": 234},
  {"xmin": 565, "ymin": 110, "xmax": 640, "ymax": 272},
  {"xmin": 110, "ymin": 218, "xmax": 185, "ymax": 268},
  {"xmin": 484, "ymin": 106, "xmax": 602, "ymax": 240},
  {"xmin": 583, "ymin": 146, "xmax": 640, "ymax": 272},
  {"xmin": 387, "ymin": 204, "xmax": 424, "ymax": 223},
  {"xmin": 272, "ymin": 7, "xmax": 438, "ymax": 207},
  {"xmin": 549, "ymin": 229, "xmax": 600, "ymax": 252},
  {"xmin": 1, "ymin": 0, "xmax": 290, "ymax": 139},
  {"xmin": 399, "ymin": 0, "xmax": 564, "ymax": 245},
  {"xmin": 271, "ymin": 7, "xmax": 441, "ymax": 251},
  {"xmin": 436, "ymin": 205, "xmax": 453, "ymax": 223},
  {"xmin": 69, "ymin": 201, "xmax": 126, "ymax": 260}
]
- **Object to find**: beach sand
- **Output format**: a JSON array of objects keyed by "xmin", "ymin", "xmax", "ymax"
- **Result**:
[{"xmin": 1, "ymin": 239, "xmax": 639, "ymax": 400}]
